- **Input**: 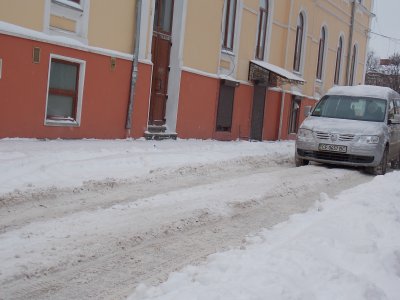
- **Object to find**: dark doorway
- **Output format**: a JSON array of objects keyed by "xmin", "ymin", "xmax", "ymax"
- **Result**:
[
  {"xmin": 149, "ymin": 0, "xmax": 174, "ymax": 125},
  {"xmin": 216, "ymin": 80, "xmax": 237, "ymax": 132},
  {"xmin": 250, "ymin": 84, "xmax": 267, "ymax": 141}
]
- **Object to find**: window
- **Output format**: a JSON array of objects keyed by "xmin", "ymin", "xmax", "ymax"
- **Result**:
[
  {"xmin": 154, "ymin": 0, "xmax": 174, "ymax": 34},
  {"xmin": 216, "ymin": 80, "xmax": 237, "ymax": 131},
  {"xmin": 334, "ymin": 36, "xmax": 343, "ymax": 85},
  {"xmin": 349, "ymin": 44, "xmax": 357, "ymax": 85},
  {"xmin": 45, "ymin": 56, "xmax": 85, "ymax": 125},
  {"xmin": 256, "ymin": 0, "xmax": 269, "ymax": 60},
  {"xmin": 52, "ymin": 0, "xmax": 81, "ymax": 8},
  {"xmin": 289, "ymin": 96, "xmax": 301, "ymax": 134},
  {"xmin": 388, "ymin": 100, "xmax": 396, "ymax": 119},
  {"xmin": 48, "ymin": 0, "xmax": 88, "ymax": 41},
  {"xmin": 395, "ymin": 99, "xmax": 400, "ymax": 114},
  {"xmin": 312, "ymin": 96, "xmax": 386, "ymax": 122},
  {"xmin": 316, "ymin": 27, "xmax": 326, "ymax": 80},
  {"xmin": 293, "ymin": 13, "xmax": 304, "ymax": 72},
  {"xmin": 222, "ymin": 0, "xmax": 237, "ymax": 51}
]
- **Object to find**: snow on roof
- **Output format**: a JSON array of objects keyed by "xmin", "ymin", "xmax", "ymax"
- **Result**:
[
  {"xmin": 326, "ymin": 85, "xmax": 397, "ymax": 99},
  {"xmin": 250, "ymin": 60, "xmax": 305, "ymax": 83}
]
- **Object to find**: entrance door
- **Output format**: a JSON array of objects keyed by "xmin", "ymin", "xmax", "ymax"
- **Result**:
[
  {"xmin": 149, "ymin": 0, "xmax": 174, "ymax": 125},
  {"xmin": 250, "ymin": 84, "xmax": 267, "ymax": 141}
]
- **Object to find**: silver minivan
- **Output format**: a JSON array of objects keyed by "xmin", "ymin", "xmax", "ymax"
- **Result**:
[{"xmin": 295, "ymin": 85, "xmax": 400, "ymax": 175}]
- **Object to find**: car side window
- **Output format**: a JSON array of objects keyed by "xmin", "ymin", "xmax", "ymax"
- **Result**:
[
  {"xmin": 395, "ymin": 99, "xmax": 400, "ymax": 114},
  {"xmin": 388, "ymin": 100, "xmax": 395, "ymax": 120}
]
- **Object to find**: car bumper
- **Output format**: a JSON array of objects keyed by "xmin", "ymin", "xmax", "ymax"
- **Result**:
[{"xmin": 296, "ymin": 140, "xmax": 383, "ymax": 167}]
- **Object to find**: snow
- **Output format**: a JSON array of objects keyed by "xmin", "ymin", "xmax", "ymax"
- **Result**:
[
  {"xmin": 0, "ymin": 138, "xmax": 292, "ymax": 195},
  {"xmin": 300, "ymin": 116, "xmax": 386, "ymax": 135},
  {"xmin": 1, "ymin": 138, "xmax": 400, "ymax": 299},
  {"xmin": 250, "ymin": 60, "xmax": 305, "ymax": 83},
  {"xmin": 326, "ymin": 85, "xmax": 396, "ymax": 99},
  {"xmin": 130, "ymin": 172, "xmax": 400, "ymax": 300}
]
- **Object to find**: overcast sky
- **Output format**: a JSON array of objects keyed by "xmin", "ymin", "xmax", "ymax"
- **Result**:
[{"xmin": 369, "ymin": 0, "xmax": 400, "ymax": 58}]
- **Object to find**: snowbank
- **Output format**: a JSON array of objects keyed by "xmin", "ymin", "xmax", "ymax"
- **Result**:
[
  {"xmin": 0, "ymin": 139, "xmax": 293, "ymax": 195},
  {"xmin": 129, "ymin": 172, "xmax": 400, "ymax": 300}
]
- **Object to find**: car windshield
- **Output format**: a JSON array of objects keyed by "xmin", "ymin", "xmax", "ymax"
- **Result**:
[{"xmin": 311, "ymin": 95, "xmax": 387, "ymax": 122}]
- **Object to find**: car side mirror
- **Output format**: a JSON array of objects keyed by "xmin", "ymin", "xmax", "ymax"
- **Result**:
[
  {"xmin": 304, "ymin": 106, "xmax": 312, "ymax": 117},
  {"xmin": 388, "ymin": 114, "xmax": 400, "ymax": 125}
]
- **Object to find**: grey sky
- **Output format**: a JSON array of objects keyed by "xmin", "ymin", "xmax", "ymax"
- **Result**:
[{"xmin": 369, "ymin": 0, "xmax": 400, "ymax": 58}]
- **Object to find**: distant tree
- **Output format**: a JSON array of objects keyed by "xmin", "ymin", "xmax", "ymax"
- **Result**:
[
  {"xmin": 366, "ymin": 50, "xmax": 380, "ymax": 72},
  {"xmin": 387, "ymin": 52, "xmax": 400, "ymax": 92}
]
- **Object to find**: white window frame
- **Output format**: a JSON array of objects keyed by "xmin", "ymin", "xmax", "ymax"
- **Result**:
[
  {"xmin": 44, "ymin": 0, "xmax": 90, "ymax": 44},
  {"xmin": 44, "ymin": 54, "xmax": 86, "ymax": 127},
  {"xmin": 316, "ymin": 25, "xmax": 328, "ymax": 82},
  {"xmin": 349, "ymin": 43, "xmax": 359, "ymax": 86},
  {"xmin": 255, "ymin": 0, "xmax": 269, "ymax": 61},
  {"xmin": 222, "ymin": 0, "xmax": 238, "ymax": 52},
  {"xmin": 334, "ymin": 33, "xmax": 345, "ymax": 85},
  {"xmin": 293, "ymin": 10, "xmax": 308, "ymax": 75}
]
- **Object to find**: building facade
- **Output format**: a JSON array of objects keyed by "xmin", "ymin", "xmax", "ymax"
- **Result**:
[{"xmin": 0, "ymin": 0, "xmax": 374, "ymax": 140}]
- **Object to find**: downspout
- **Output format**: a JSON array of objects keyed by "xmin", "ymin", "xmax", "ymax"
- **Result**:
[
  {"xmin": 345, "ymin": 0, "xmax": 356, "ymax": 85},
  {"xmin": 278, "ymin": 0, "xmax": 294, "ymax": 140},
  {"xmin": 362, "ymin": 1, "xmax": 375, "ymax": 84},
  {"xmin": 125, "ymin": 0, "xmax": 142, "ymax": 134}
]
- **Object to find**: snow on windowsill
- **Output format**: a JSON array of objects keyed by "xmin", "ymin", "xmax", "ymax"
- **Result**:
[
  {"xmin": 221, "ymin": 49, "xmax": 235, "ymax": 57},
  {"xmin": 315, "ymin": 79, "xmax": 323, "ymax": 85},
  {"xmin": 45, "ymin": 119, "xmax": 80, "ymax": 127},
  {"xmin": 52, "ymin": 0, "xmax": 83, "ymax": 11}
]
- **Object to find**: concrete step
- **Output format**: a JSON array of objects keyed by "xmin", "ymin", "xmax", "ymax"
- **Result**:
[
  {"xmin": 147, "ymin": 125, "xmax": 167, "ymax": 133},
  {"xmin": 144, "ymin": 131, "xmax": 177, "ymax": 140}
]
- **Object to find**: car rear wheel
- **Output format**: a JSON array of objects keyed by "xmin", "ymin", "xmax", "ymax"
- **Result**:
[
  {"xmin": 295, "ymin": 154, "xmax": 309, "ymax": 167},
  {"xmin": 369, "ymin": 147, "xmax": 388, "ymax": 175}
]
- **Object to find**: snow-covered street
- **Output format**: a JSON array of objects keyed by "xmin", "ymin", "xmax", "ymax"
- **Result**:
[{"xmin": 1, "ymin": 139, "xmax": 399, "ymax": 300}]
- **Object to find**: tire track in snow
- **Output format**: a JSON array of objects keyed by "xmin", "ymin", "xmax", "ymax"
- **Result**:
[{"xmin": 0, "ymin": 163, "xmax": 371, "ymax": 300}]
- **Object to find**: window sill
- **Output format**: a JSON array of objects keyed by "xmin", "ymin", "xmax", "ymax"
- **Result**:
[
  {"xmin": 52, "ymin": 0, "xmax": 83, "ymax": 12},
  {"xmin": 293, "ymin": 70, "xmax": 303, "ymax": 76},
  {"xmin": 221, "ymin": 49, "xmax": 235, "ymax": 57},
  {"xmin": 315, "ymin": 79, "xmax": 323, "ymax": 85},
  {"xmin": 45, "ymin": 119, "xmax": 80, "ymax": 127}
]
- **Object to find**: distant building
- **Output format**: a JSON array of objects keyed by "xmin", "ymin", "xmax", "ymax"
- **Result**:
[
  {"xmin": 365, "ymin": 72, "xmax": 400, "ymax": 94},
  {"xmin": 0, "ymin": 0, "xmax": 373, "ymax": 140}
]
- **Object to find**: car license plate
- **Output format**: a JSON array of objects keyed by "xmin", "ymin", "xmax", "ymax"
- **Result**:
[{"xmin": 318, "ymin": 143, "xmax": 347, "ymax": 153}]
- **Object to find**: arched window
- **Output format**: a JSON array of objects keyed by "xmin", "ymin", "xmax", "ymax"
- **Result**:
[
  {"xmin": 316, "ymin": 27, "xmax": 326, "ymax": 80},
  {"xmin": 293, "ymin": 13, "xmax": 304, "ymax": 72},
  {"xmin": 334, "ymin": 36, "xmax": 343, "ymax": 85},
  {"xmin": 222, "ymin": 0, "xmax": 237, "ymax": 51},
  {"xmin": 256, "ymin": 0, "xmax": 269, "ymax": 60},
  {"xmin": 349, "ymin": 44, "xmax": 357, "ymax": 85}
]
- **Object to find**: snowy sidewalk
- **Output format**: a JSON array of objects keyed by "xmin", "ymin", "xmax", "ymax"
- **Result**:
[{"xmin": 0, "ymin": 138, "xmax": 293, "ymax": 196}]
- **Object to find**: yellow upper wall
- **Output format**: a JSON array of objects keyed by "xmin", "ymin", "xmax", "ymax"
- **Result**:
[
  {"xmin": 88, "ymin": 0, "xmax": 136, "ymax": 54},
  {"xmin": 0, "ymin": 0, "xmax": 45, "ymax": 31},
  {"xmin": 183, "ymin": 0, "xmax": 224, "ymax": 74},
  {"xmin": 237, "ymin": 3, "xmax": 258, "ymax": 81},
  {"xmin": 182, "ymin": 0, "xmax": 372, "ymax": 97}
]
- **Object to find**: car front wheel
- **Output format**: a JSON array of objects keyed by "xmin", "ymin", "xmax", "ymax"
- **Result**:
[
  {"xmin": 369, "ymin": 147, "xmax": 388, "ymax": 175},
  {"xmin": 295, "ymin": 153, "xmax": 309, "ymax": 167}
]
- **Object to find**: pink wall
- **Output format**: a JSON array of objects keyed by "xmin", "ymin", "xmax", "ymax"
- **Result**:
[
  {"xmin": 176, "ymin": 71, "xmax": 219, "ymax": 139},
  {"xmin": 0, "ymin": 34, "xmax": 134, "ymax": 139},
  {"xmin": 0, "ymin": 34, "xmax": 315, "ymax": 141},
  {"xmin": 177, "ymin": 71, "xmax": 253, "ymax": 140}
]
